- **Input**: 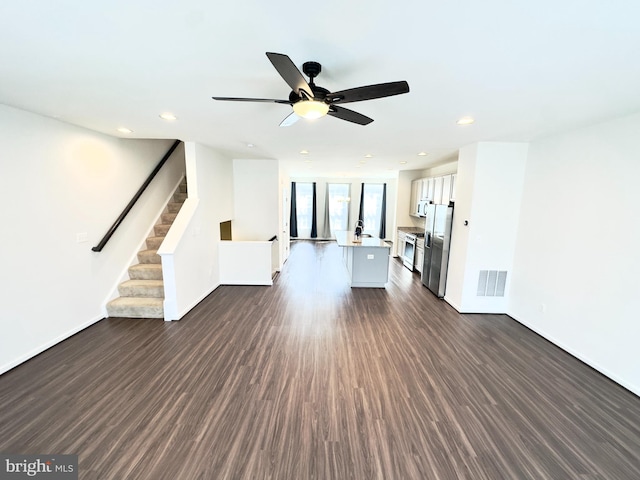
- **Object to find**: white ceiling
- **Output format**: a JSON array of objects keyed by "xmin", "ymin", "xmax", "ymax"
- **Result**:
[{"xmin": 2, "ymin": 1, "xmax": 639, "ymax": 178}]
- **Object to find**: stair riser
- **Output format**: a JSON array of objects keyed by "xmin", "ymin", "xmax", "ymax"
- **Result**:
[
  {"xmin": 167, "ymin": 203, "xmax": 183, "ymax": 213},
  {"xmin": 173, "ymin": 193, "xmax": 187, "ymax": 203},
  {"xmin": 118, "ymin": 285, "xmax": 164, "ymax": 298},
  {"xmin": 107, "ymin": 304, "xmax": 164, "ymax": 319},
  {"xmin": 138, "ymin": 251, "xmax": 161, "ymax": 264},
  {"xmin": 154, "ymin": 224, "xmax": 171, "ymax": 236},
  {"xmin": 146, "ymin": 237, "xmax": 164, "ymax": 249},
  {"xmin": 161, "ymin": 212, "xmax": 177, "ymax": 224}
]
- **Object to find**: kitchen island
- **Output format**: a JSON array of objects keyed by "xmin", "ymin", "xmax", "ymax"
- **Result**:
[{"xmin": 335, "ymin": 231, "xmax": 391, "ymax": 288}]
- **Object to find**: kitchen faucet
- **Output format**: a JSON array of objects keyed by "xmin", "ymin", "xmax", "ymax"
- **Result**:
[{"xmin": 354, "ymin": 220, "xmax": 364, "ymax": 240}]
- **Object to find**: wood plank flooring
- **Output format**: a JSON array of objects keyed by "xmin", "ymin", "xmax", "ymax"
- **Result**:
[{"xmin": 1, "ymin": 240, "xmax": 640, "ymax": 479}]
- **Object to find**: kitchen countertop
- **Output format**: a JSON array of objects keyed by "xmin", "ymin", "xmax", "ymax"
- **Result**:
[
  {"xmin": 335, "ymin": 231, "xmax": 391, "ymax": 248},
  {"xmin": 397, "ymin": 226, "xmax": 424, "ymax": 235}
]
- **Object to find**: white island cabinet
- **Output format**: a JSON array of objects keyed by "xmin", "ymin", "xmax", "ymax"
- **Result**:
[{"xmin": 335, "ymin": 231, "xmax": 391, "ymax": 288}]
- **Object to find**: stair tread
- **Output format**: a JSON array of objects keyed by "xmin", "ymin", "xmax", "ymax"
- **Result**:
[
  {"xmin": 129, "ymin": 263, "xmax": 162, "ymax": 270},
  {"xmin": 108, "ymin": 297, "xmax": 163, "ymax": 306},
  {"xmin": 129, "ymin": 263, "xmax": 163, "ymax": 280},
  {"xmin": 120, "ymin": 279, "xmax": 164, "ymax": 287}
]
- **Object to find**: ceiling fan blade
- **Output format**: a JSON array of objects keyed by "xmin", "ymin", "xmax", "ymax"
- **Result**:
[
  {"xmin": 212, "ymin": 96, "xmax": 291, "ymax": 104},
  {"xmin": 328, "ymin": 106, "xmax": 373, "ymax": 125},
  {"xmin": 279, "ymin": 112, "xmax": 300, "ymax": 127},
  {"xmin": 266, "ymin": 52, "xmax": 313, "ymax": 98},
  {"xmin": 326, "ymin": 81, "xmax": 410, "ymax": 104}
]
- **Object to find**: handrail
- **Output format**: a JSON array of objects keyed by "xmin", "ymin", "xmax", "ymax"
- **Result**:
[{"xmin": 92, "ymin": 139, "xmax": 182, "ymax": 252}]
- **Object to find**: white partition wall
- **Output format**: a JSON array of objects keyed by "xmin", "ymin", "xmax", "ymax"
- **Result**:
[
  {"xmin": 159, "ymin": 142, "xmax": 233, "ymax": 320},
  {"xmin": 445, "ymin": 142, "xmax": 528, "ymax": 313},
  {"xmin": 232, "ymin": 159, "xmax": 279, "ymax": 242}
]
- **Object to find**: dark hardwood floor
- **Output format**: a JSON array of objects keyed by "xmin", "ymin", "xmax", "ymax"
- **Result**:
[{"xmin": 1, "ymin": 240, "xmax": 640, "ymax": 479}]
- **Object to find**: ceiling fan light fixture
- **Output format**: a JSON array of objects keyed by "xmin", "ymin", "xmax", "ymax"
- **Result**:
[{"xmin": 293, "ymin": 100, "xmax": 329, "ymax": 119}]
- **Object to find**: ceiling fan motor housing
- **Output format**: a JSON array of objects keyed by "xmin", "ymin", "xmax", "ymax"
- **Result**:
[{"xmin": 302, "ymin": 61, "xmax": 322, "ymax": 79}]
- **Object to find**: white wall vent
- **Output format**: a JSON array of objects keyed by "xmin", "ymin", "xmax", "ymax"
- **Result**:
[{"xmin": 477, "ymin": 270, "xmax": 507, "ymax": 297}]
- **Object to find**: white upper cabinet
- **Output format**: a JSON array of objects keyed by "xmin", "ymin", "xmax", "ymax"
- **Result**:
[
  {"xmin": 423, "ymin": 177, "xmax": 434, "ymax": 202},
  {"xmin": 408, "ymin": 173, "xmax": 457, "ymax": 215},
  {"xmin": 441, "ymin": 175, "xmax": 452, "ymax": 205},
  {"xmin": 410, "ymin": 179, "xmax": 421, "ymax": 216},
  {"xmin": 450, "ymin": 174, "xmax": 457, "ymax": 202},
  {"xmin": 433, "ymin": 176, "xmax": 444, "ymax": 205}
]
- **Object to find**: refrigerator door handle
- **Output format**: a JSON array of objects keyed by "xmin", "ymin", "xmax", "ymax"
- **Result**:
[{"xmin": 425, "ymin": 232, "xmax": 431, "ymax": 248}]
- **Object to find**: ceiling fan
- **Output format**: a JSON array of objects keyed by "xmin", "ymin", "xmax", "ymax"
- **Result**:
[{"xmin": 212, "ymin": 52, "xmax": 410, "ymax": 126}]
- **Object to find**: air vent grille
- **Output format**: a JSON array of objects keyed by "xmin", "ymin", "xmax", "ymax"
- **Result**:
[{"xmin": 477, "ymin": 270, "xmax": 507, "ymax": 297}]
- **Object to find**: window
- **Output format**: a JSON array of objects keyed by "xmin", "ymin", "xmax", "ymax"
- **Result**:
[
  {"xmin": 327, "ymin": 183, "xmax": 350, "ymax": 235},
  {"xmin": 361, "ymin": 184, "xmax": 385, "ymax": 236},
  {"xmin": 295, "ymin": 182, "xmax": 314, "ymax": 238}
]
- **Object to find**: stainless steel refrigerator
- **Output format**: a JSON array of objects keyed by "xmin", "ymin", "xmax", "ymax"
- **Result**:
[{"xmin": 421, "ymin": 203, "xmax": 454, "ymax": 297}]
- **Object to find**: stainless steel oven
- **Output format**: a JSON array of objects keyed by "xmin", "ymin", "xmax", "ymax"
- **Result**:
[{"xmin": 402, "ymin": 233, "xmax": 417, "ymax": 270}]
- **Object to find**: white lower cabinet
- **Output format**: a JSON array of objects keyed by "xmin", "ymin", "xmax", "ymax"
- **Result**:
[
  {"xmin": 415, "ymin": 246, "xmax": 424, "ymax": 273},
  {"xmin": 396, "ymin": 231, "xmax": 406, "ymax": 258}
]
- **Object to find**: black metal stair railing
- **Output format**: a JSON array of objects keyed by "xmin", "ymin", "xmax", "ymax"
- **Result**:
[{"xmin": 92, "ymin": 139, "xmax": 182, "ymax": 252}]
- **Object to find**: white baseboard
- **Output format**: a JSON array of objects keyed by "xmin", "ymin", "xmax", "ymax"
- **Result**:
[
  {"xmin": 507, "ymin": 310, "xmax": 640, "ymax": 398},
  {"xmin": 0, "ymin": 314, "xmax": 105, "ymax": 375},
  {"xmin": 172, "ymin": 283, "xmax": 221, "ymax": 321}
]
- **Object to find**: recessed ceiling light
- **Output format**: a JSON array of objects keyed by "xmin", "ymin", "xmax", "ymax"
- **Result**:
[
  {"xmin": 247, "ymin": 143, "xmax": 255, "ymax": 148},
  {"xmin": 456, "ymin": 116, "xmax": 475, "ymax": 125},
  {"xmin": 159, "ymin": 113, "xmax": 177, "ymax": 121},
  {"xmin": 359, "ymin": 160, "xmax": 367, "ymax": 164},
  {"xmin": 418, "ymin": 152, "xmax": 428, "ymax": 156},
  {"xmin": 304, "ymin": 160, "xmax": 312, "ymax": 163},
  {"xmin": 364, "ymin": 154, "xmax": 373, "ymax": 158},
  {"xmin": 299, "ymin": 150, "xmax": 309, "ymax": 155},
  {"xmin": 117, "ymin": 127, "xmax": 133, "ymax": 134},
  {"xmin": 400, "ymin": 161, "xmax": 407, "ymax": 164}
]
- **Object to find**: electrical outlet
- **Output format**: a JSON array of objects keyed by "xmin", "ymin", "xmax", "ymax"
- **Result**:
[
  {"xmin": 367, "ymin": 254, "xmax": 374, "ymax": 260},
  {"xmin": 541, "ymin": 303, "xmax": 547, "ymax": 313},
  {"xmin": 76, "ymin": 232, "xmax": 88, "ymax": 243}
]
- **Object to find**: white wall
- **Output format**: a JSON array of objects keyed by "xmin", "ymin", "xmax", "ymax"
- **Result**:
[
  {"xmin": 509, "ymin": 113, "xmax": 640, "ymax": 396},
  {"xmin": 423, "ymin": 159, "xmax": 458, "ymax": 178},
  {"xmin": 446, "ymin": 142, "xmax": 528, "ymax": 312},
  {"xmin": 0, "ymin": 104, "xmax": 182, "ymax": 373},
  {"xmin": 160, "ymin": 142, "xmax": 233, "ymax": 320},
  {"xmin": 232, "ymin": 159, "xmax": 280, "ymax": 242},
  {"xmin": 218, "ymin": 241, "xmax": 274, "ymax": 285}
]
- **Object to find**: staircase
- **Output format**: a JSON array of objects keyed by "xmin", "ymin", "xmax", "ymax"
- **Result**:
[{"xmin": 106, "ymin": 179, "xmax": 187, "ymax": 319}]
